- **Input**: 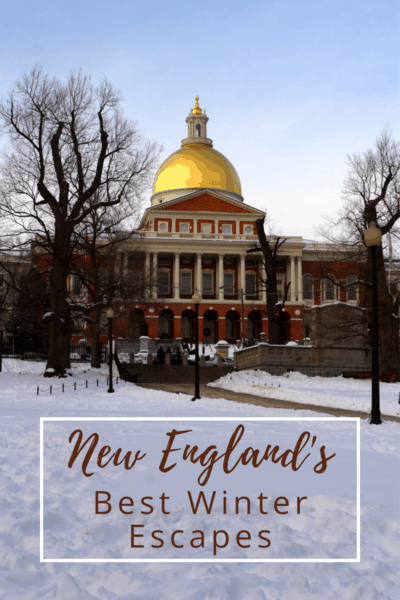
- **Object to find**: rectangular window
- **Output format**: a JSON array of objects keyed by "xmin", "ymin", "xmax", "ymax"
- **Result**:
[
  {"xmin": 222, "ymin": 224, "xmax": 232, "ymax": 234},
  {"xmin": 245, "ymin": 259, "xmax": 255, "ymax": 268},
  {"xmin": 158, "ymin": 271, "xmax": 170, "ymax": 295},
  {"xmin": 347, "ymin": 277, "xmax": 357, "ymax": 301},
  {"xmin": 325, "ymin": 279, "xmax": 335, "ymax": 301},
  {"xmin": 158, "ymin": 257, "xmax": 170, "ymax": 266},
  {"xmin": 224, "ymin": 273, "xmax": 235, "ymax": 296},
  {"xmin": 303, "ymin": 275, "xmax": 313, "ymax": 300},
  {"xmin": 245, "ymin": 273, "xmax": 256, "ymax": 296},
  {"xmin": 201, "ymin": 223, "xmax": 212, "ymax": 234},
  {"xmin": 275, "ymin": 260, "xmax": 283, "ymax": 268},
  {"xmin": 180, "ymin": 271, "xmax": 192, "ymax": 295},
  {"xmin": 180, "ymin": 223, "xmax": 189, "ymax": 233},
  {"xmin": 277, "ymin": 278, "xmax": 283, "ymax": 300},
  {"xmin": 202, "ymin": 272, "xmax": 213, "ymax": 295},
  {"xmin": 72, "ymin": 274, "xmax": 81, "ymax": 294}
]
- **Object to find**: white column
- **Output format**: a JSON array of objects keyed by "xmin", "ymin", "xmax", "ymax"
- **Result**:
[
  {"xmin": 193, "ymin": 218, "xmax": 198, "ymax": 235},
  {"xmin": 240, "ymin": 254, "xmax": 246, "ymax": 296},
  {"xmin": 174, "ymin": 253, "xmax": 180, "ymax": 299},
  {"xmin": 290, "ymin": 256, "xmax": 296, "ymax": 302},
  {"xmin": 145, "ymin": 252, "xmax": 151, "ymax": 298},
  {"xmin": 196, "ymin": 253, "xmax": 202, "ymax": 297},
  {"xmin": 297, "ymin": 256, "xmax": 302, "ymax": 302},
  {"xmin": 218, "ymin": 254, "xmax": 224, "ymax": 300},
  {"xmin": 171, "ymin": 217, "xmax": 177, "ymax": 233},
  {"xmin": 152, "ymin": 252, "xmax": 158, "ymax": 298}
]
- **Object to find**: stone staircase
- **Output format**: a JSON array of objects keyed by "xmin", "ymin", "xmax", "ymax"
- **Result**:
[{"xmin": 115, "ymin": 360, "xmax": 234, "ymax": 385}]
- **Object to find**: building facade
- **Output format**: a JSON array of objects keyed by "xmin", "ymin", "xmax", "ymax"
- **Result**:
[{"xmin": 109, "ymin": 97, "xmax": 363, "ymax": 345}]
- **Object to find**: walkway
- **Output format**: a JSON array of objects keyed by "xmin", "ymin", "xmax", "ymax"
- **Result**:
[{"xmin": 138, "ymin": 382, "xmax": 400, "ymax": 423}]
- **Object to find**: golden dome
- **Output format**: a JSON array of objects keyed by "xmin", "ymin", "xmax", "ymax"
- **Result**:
[{"xmin": 152, "ymin": 144, "xmax": 242, "ymax": 195}]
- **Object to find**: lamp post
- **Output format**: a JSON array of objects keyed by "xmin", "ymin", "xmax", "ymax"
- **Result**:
[
  {"xmin": 106, "ymin": 307, "xmax": 115, "ymax": 394},
  {"xmin": 191, "ymin": 291, "xmax": 201, "ymax": 401},
  {"xmin": 364, "ymin": 221, "xmax": 382, "ymax": 425}
]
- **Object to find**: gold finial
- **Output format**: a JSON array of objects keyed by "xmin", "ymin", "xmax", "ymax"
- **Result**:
[{"xmin": 192, "ymin": 95, "xmax": 202, "ymax": 115}]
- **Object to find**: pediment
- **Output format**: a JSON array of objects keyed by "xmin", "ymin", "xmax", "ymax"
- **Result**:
[{"xmin": 147, "ymin": 190, "xmax": 264, "ymax": 215}]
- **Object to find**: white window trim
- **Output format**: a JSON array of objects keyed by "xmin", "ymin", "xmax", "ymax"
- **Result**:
[
  {"xmin": 245, "ymin": 271, "xmax": 257, "ymax": 296},
  {"xmin": 157, "ymin": 221, "xmax": 169, "ymax": 232},
  {"xmin": 346, "ymin": 275, "xmax": 358, "ymax": 303},
  {"xmin": 223, "ymin": 271, "xmax": 235, "ymax": 296},
  {"xmin": 222, "ymin": 224, "xmax": 232, "ymax": 234},
  {"xmin": 157, "ymin": 268, "xmax": 170, "ymax": 295},
  {"xmin": 202, "ymin": 270, "xmax": 214, "ymax": 295},
  {"xmin": 180, "ymin": 269, "xmax": 192, "ymax": 295},
  {"xmin": 179, "ymin": 222, "xmax": 190, "ymax": 233},
  {"xmin": 323, "ymin": 277, "xmax": 336, "ymax": 302},
  {"xmin": 302, "ymin": 274, "xmax": 314, "ymax": 305},
  {"xmin": 201, "ymin": 223, "xmax": 212, "ymax": 234}
]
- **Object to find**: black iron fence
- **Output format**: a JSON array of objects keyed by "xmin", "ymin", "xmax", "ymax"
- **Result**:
[
  {"xmin": 1, "ymin": 342, "xmax": 48, "ymax": 360},
  {"xmin": 1, "ymin": 341, "xmax": 106, "ymax": 362},
  {"xmin": 70, "ymin": 343, "xmax": 107, "ymax": 362}
]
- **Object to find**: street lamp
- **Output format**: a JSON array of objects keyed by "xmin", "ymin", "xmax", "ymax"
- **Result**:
[
  {"xmin": 106, "ymin": 307, "xmax": 115, "ymax": 394},
  {"xmin": 191, "ymin": 290, "xmax": 202, "ymax": 401},
  {"xmin": 364, "ymin": 221, "xmax": 382, "ymax": 425}
]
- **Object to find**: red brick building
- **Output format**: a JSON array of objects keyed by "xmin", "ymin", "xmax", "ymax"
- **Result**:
[{"xmin": 104, "ymin": 97, "xmax": 363, "ymax": 346}]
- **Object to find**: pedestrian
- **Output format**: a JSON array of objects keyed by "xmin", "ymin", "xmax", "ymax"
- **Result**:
[{"xmin": 157, "ymin": 346, "xmax": 165, "ymax": 365}]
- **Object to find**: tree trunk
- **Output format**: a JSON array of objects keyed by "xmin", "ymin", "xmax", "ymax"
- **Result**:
[
  {"xmin": 45, "ymin": 318, "xmax": 67, "ymax": 377},
  {"xmin": 63, "ymin": 315, "xmax": 72, "ymax": 370},
  {"xmin": 380, "ymin": 307, "xmax": 399, "ymax": 382},
  {"xmin": 45, "ymin": 249, "xmax": 70, "ymax": 377},
  {"xmin": 377, "ymin": 250, "xmax": 399, "ymax": 382},
  {"xmin": 268, "ymin": 301, "xmax": 286, "ymax": 345},
  {"xmin": 90, "ymin": 314, "xmax": 101, "ymax": 369},
  {"xmin": 255, "ymin": 219, "xmax": 287, "ymax": 345},
  {"xmin": 365, "ymin": 245, "xmax": 399, "ymax": 382}
]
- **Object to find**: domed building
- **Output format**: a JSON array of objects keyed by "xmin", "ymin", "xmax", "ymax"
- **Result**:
[
  {"xmin": 118, "ymin": 98, "xmax": 361, "ymax": 345},
  {"xmin": 151, "ymin": 96, "xmax": 243, "ymax": 205}
]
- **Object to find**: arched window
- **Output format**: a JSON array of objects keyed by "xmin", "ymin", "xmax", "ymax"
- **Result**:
[
  {"xmin": 195, "ymin": 124, "xmax": 201, "ymax": 137},
  {"xmin": 247, "ymin": 315, "xmax": 256, "ymax": 340},
  {"xmin": 247, "ymin": 313, "xmax": 260, "ymax": 339},
  {"xmin": 181, "ymin": 314, "xmax": 192, "ymax": 339},
  {"xmin": 158, "ymin": 311, "xmax": 173, "ymax": 339},
  {"xmin": 302, "ymin": 274, "xmax": 313, "ymax": 301},
  {"xmin": 347, "ymin": 275, "xmax": 357, "ymax": 301},
  {"xmin": 225, "ymin": 314, "xmax": 236, "ymax": 339},
  {"xmin": 323, "ymin": 277, "xmax": 335, "ymax": 302},
  {"xmin": 203, "ymin": 311, "xmax": 216, "ymax": 343}
]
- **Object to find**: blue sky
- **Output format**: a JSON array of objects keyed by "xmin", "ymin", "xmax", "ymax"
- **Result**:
[{"xmin": 1, "ymin": 0, "xmax": 398, "ymax": 239}]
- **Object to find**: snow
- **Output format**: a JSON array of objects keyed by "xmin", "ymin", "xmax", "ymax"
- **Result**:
[
  {"xmin": 210, "ymin": 369, "xmax": 400, "ymax": 417},
  {"xmin": 313, "ymin": 302, "xmax": 367, "ymax": 310},
  {"xmin": 0, "ymin": 359, "xmax": 399, "ymax": 599}
]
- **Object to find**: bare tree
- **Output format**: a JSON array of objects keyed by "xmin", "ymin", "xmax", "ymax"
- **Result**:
[
  {"xmin": 0, "ymin": 66, "xmax": 160, "ymax": 376},
  {"xmin": 319, "ymin": 129, "xmax": 400, "ymax": 381},
  {"xmin": 69, "ymin": 201, "xmax": 154, "ymax": 368},
  {"xmin": 248, "ymin": 217, "xmax": 291, "ymax": 344}
]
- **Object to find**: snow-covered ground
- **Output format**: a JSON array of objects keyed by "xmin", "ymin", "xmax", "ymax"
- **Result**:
[
  {"xmin": 0, "ymin": 359, "xmax": 399, "ymax": 599},
  {"xmin": 210, "ymin": 369, "xmax": 400, "ymax": 417}
]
